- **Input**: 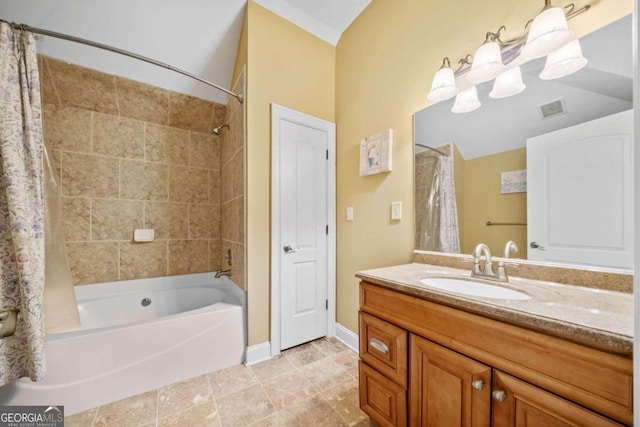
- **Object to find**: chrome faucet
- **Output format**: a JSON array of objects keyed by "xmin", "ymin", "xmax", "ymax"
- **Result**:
[
  {"xmin": 215, "ymin": 269, "xmax": 232, "ymax": 278},
  {"xmin": 471, "ymin": 243, "xmax": 508, "ymax": 282}
]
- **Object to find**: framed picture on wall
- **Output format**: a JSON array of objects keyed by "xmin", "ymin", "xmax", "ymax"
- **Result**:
[
  {"xmin": 359, "ymin": 129, "xmax": 393, "ymax": 176},
  {"xmin": 501, "ymin": 169, "xmax": 527, "ymax": 193}
]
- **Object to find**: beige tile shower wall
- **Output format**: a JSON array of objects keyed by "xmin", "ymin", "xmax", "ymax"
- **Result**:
[
  {"xmin": 39, "ymin": 55, "xmax": 226, "ymax": 285},
  {"xmin": 220, "ymin": 69, "xmax": 246, "ymax": 290}
]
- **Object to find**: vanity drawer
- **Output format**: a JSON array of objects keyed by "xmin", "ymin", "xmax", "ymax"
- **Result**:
[
  {"xmin": 359, "ymin": 311, "xmax": 408, "ymax": 387},
  {"xmin": 359, "ymin": 361, "xmax": 407, "ymax": 427}
]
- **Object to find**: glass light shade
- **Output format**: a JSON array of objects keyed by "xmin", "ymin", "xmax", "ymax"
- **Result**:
[
  {"xmin": 539, "ymin": 39, "xmax": 588, "ymax": 80},
  {"xmin": 467, "ymin": 42, "xmax": 506, "ymax": 83},
  {"xmin": 427, "ymin": 67, "xmax": 459, "ymax": 102},
  {"xmin": 521, "ymin": 7, "xmax": 575, "ymax": 59},
  {"xmin": 451, "ymin": 86, "xmax": 481, "ymax": 113},
  {"xmin": 490, "ymin": 66, "xmax": 526, "ymax": 98}
]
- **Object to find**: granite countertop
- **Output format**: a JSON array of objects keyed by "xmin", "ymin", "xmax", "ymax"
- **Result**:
[{"xmin": 356, "ymin": 263, "xmax": 633, "ymax": 356}]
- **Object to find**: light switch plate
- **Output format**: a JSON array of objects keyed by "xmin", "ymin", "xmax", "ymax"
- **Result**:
[
  {"xmin": 346, "ymin": 207, "xmax": 354, "ymax": 221},
  {"xmin": 391, "ymin": 202, "xmax": 402, "ymax": 220}
]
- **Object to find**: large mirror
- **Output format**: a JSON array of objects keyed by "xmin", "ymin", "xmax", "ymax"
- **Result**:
[{"xmin": 414, "ymin": 15, "xmax": 633, "ymax": 271}]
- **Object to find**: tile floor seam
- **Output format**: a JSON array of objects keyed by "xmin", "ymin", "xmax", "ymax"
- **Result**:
[
  {"xmin": 255, "ymin": 380, "xmax": 277, "ymax": 425},
  {"xmin": 91, "ymin": 405, "xmax": 102, "ymax": 427},
  {"xmin": 154, "ymin": 386, "xmax": 160, "ymax": 427},
  {"xmin": 206, "ymin": 380, "xmax": 256, "ymax": 400},
  {"xmin": 89, "ymin": 406, "xmax": 98, "ymax": 427},
  {"xmin": 210, "ymin": 397, "xmax": 222, "ymax": 426},
  {"xmin": 256, "ymin": 353, "xmax": 320, "ymax": 426}
]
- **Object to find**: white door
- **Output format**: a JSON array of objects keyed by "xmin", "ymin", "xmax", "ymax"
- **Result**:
[
  {"xmin": 272, "ymin": 105, "xmax": 335, "ymax": 352},
  {"xmin": 527, "ymin": 109, "xmax": 633, "ymax": 270}
]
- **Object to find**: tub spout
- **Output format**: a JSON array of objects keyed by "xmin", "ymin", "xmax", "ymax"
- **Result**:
[{"xmin": 215, "ymin": 270, "xmax": 232, "ymax": 278}]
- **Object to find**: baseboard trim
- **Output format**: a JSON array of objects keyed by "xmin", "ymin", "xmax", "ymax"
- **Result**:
[
  {"xmin": 335, "ymin": 323, "xmax": 359, "ymax": 353},
  {"xmin": 245, "ymin": 342, "xmax": 271, "ymax": 366}
]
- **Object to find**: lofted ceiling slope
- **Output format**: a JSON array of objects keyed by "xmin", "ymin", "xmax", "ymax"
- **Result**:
[{"xmin": 0, "ymin": 0, "xmax": 370, "ymax": 104}]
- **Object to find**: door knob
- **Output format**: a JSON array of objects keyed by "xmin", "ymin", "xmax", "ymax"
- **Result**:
[
  {"xmin": 283, "ymin": 244, "xmax": 297, "ymax": 253},
  {"xmin": 529, "ymin": 241, "xmax": 546, "ymax": 250}
]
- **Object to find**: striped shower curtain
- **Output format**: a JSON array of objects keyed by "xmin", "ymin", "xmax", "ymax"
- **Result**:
[{"xmin": 0, "ymin": 22, "xmax": 47, "ymax": 385}]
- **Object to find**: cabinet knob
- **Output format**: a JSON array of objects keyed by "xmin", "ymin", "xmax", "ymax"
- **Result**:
[
  {"xmin": 471, "ymin": 380, "xmax": 484, "ymax": 391},
  {"xmin": 369, "ymin": 338, "xmax": 390, "ymax": 354},
  {"xmin": 492, "ymin": 390, "xmax": 507, "ymax": 402}
]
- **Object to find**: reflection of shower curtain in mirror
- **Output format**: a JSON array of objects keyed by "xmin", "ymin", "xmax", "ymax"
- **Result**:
[{"xmin": 418, "ymin": 152, "xmax": 460, "ymax": 253}]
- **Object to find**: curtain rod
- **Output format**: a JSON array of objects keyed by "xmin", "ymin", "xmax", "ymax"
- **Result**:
[
  {"xmin": 415, "ymin": 143, "xmax": 448, "ymax": 157},
  {"xmin": 3, "ymin": 20, "xmax": 244, "ymax": 104}
]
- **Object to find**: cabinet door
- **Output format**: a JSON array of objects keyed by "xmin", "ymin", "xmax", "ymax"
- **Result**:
[
  {"xmin": 360, "ymin": 361, "xmax": 407, "ymax": 427},
  {"xmin": 410, "ymin": 334, "xmax": 491, "ymax": 426},
  {"xmin": 492, "ymin": 371, "xmax": 624, "ymax": 427}
]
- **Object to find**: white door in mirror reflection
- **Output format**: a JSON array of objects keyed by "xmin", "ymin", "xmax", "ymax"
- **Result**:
[{"xmin": 527, "ymin": 109, "xmax": 633, "ymax": 270}]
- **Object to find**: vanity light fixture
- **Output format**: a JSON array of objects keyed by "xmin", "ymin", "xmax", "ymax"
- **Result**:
[
  {"xmin": 451, "ymin": 86, "xmax": 481, "ymax": 113},
  {"xmin": 521, "ymin": 0, "xmax": 575, "ymax": 59},
  {"xmin": 426, "ymin": 0, "xmax": 591, "ymax": 110},
  {"xmin": 490, "ymin": 66, "xmax": 526, "ymax": 99},
  {"xmin": 427, "ymin": 57, "xmax": 459, "ymax": 103},
  {"xmin": 539, "ymin": 39, "xmax": 588, "ymax": 80},
  {"xmin": 467, "ymin": 29, "xmax": 507, "ymax": 84}
]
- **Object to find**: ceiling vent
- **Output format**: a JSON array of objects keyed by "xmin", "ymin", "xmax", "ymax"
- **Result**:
[{"xmin": 538, "ymin": 98, "xmax": 567, "ymax": 120}]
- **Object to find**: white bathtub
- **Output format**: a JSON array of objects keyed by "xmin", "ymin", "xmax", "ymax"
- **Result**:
[{"xmin": 0, "ymin": 273, "xmax": 246, "ymax": 415}]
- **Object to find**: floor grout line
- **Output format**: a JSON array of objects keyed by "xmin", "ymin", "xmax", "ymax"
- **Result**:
[{"xmin": 154, "ymin": 387, "xmax": 160, "ymax": 427}]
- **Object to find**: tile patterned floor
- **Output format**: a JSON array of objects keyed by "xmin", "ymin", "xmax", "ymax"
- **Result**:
[{"xmin": 65, "ymin": 337, "xmax": 373, "ymax": 427}]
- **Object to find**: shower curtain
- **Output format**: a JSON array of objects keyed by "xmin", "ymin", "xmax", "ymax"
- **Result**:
[
  {"xmin": 419, "ymin": 151, "xmax": 460, "ymax": 253},
  {"xmin": 0, "ymin": 22, "xmax": 47, "ymax": 385},
  {"xmin": 437, "ymin": 155, "xmax": 460, "ymax": 253}
]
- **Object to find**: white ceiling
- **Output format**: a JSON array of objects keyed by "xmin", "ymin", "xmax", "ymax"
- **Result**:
[
  {"xmin": 254, "ymin": 0, "xmax": 371, "ymax": 45},
  {"xmin": 0, "ymin": 0, "xmax": 370, "ymax": 104},
  {"xmin": 415, "ymin": 15, "xmax": 633, "ymax": 160}
]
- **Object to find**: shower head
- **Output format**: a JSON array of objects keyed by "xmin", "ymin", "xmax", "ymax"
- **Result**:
[{"xmin": 211, "ymin": 123, "xmax": 231, "ymax": 136}]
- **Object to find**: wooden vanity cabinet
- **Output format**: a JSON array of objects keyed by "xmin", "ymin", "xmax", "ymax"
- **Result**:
[
  {"xmin": 358, "ymin": 281, "xmax": 633, "ymax": 426},
  {"xmin": 410, "ymin": 334, "xmax": 491, "ymax": 426}
]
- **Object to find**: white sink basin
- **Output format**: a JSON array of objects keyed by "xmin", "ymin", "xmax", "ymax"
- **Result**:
[{"xmin": 419, "ymin": 278, "xmax": 531, "ymax": 300}]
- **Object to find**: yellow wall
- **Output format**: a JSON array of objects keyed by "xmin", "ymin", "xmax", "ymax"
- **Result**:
[
  {"xmin": 335, "ymin": 0, "xmax": 632, "ymax": 333},
  {"xmin": 462, "ymin": 148, "xmax": 527, "ymax": 258},
  {"xmin": 232, "ymin": 7, "xmax": 248, "ymax": 85},
  {"xmin": 245, "ymin": 2, "xmax": 335, "ymax": 345}
]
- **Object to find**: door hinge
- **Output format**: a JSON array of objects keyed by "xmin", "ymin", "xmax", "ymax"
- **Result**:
[
  {"xmin": 326, "ymin": 150, "xmax": 329, "ymax": 160},
  {"xmin": 326, "ymin": 225, "xmax": 329, "ymax": 235},
  {"xmin": 326, "ymin": 299, "xmax": 328, "ymax": 310}
]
